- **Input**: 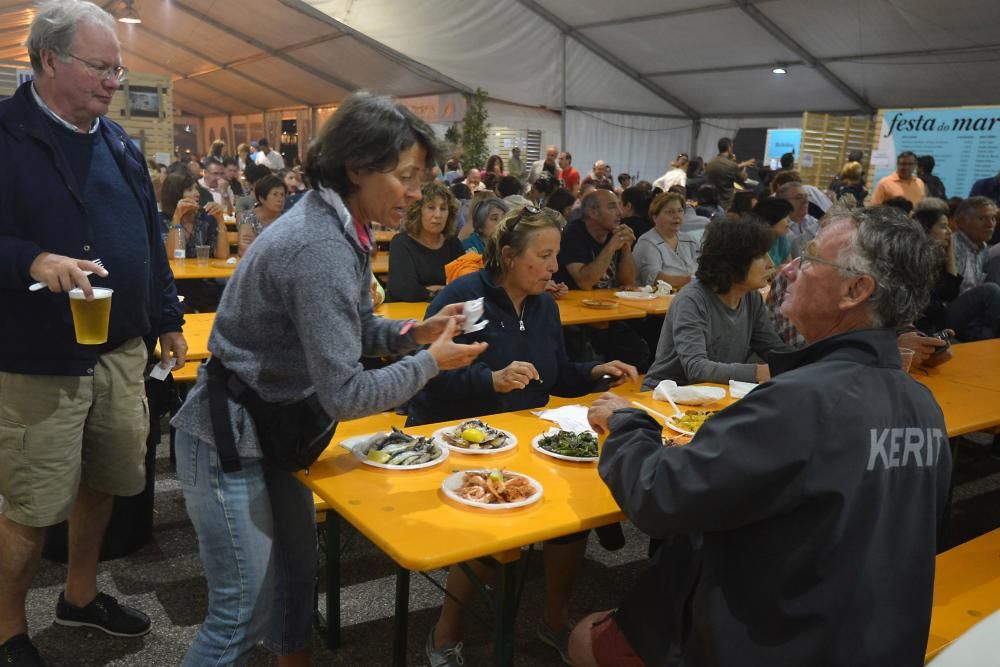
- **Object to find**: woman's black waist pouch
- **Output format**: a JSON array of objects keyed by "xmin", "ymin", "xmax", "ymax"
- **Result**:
[{"xmin": 206, "ymin": 357, "xmax": 337, "ymax": 473}]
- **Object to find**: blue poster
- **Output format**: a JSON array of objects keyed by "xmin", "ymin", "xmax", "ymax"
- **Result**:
[
  {"xmin": 764, "ymin": 129, "xmax": 802, "ymax": 169},
  {"xmin": 871, "ymin": 107, "xmax": 1000, "ymax": 199}
]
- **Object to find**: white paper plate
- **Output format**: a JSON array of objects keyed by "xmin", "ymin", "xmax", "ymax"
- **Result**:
[
  {"xmin": 441, "ymin": 470, "xmax": 543, "ymax": 510},
  {"xmin": 342, "ymin": 432, "xmax": 449, "ymax": 470},
  {"xmin": 531, "ymin": 432, "xmax": 599, "ymax": 463},
  {"xmin": 615, "ymin": 291, "xmax": 657, "ymax": 300},
  {"xmin": 432, "ymin": 426, "xmax": 517, "ymax": 455}
]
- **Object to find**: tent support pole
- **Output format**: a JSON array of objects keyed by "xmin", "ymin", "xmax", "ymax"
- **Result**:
[{"xmin": 560, "ymin": 33, "xmax": 567, "ymax": 150}]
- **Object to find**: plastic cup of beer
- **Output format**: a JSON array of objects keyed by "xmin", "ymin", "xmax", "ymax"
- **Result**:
[
  {"xmin": 68, "ymin": 287, "xmax": 113, "ymax": 345},
  {"xmin": 196, "ymin": 244, "xmax": 211, "ymax": 265},
  {"xmin": 898, "ymin": 347, "xmax": 915, "ymax": 373}
]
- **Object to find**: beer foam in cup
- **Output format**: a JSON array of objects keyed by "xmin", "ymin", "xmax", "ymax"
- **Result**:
[
  {"xmin": 68, "ymin": 287, "xmax": 114, "ymax": 300},
  {"xmin": 68, "ymin": 287, "xmax": 113, "ymax": 345}
]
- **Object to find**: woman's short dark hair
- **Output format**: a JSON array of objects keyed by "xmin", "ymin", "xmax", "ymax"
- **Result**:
[
  {"xmin": 160, "ymin": 173, "xmax": 196, "ymax": 217},
  {"xmin": 304, "ymin": 91, "xmax": 438, "ymax": 197},
  {"xmin": 695, "ymin": 219, "xmax": 774, "ymax": 294},
  {"xmin": 882, "ymin": 197, "xmax": 914, "ymax": 215},
  {"xmin": 404, "ymin": 181, "xmax": 458, "ymax": 238},
  {"xmin": 913, "ymin": 208, "xmax": 946, "ymax": 234},
  {"xmin": 450, "ymin": 182, "xmax": 471, "ymax": 201},
  {"xmin": 254, "ymin": 174, "xmax": 286, "ymax": 203},
  {"xmin": 697, "ymin": 184, "xmax": 720, "ymax": 206},
  {"xmin": 470, "ymin": 197, "xmax": 509, "ymax": 235},
  {"xmin": 546, "ymin": 188, "xmax": 575, "ymax": 216},
  {"xmin": 496, "ymin": 175, "xmax": 521, "ymax": 198}
]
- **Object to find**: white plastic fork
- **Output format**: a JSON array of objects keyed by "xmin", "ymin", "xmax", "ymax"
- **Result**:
[
  {"xmin": 632, "ymin": 399, "xmax": 683, "ymax": 422},
  {"xmin": 29, "ymin": 258, "xmax": 104, "ymax": 292}
]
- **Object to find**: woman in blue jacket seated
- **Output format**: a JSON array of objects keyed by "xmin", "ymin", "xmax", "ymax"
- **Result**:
[{"xmin": 410, "ymin": 205, "xmax": 638, "ymax": 666}]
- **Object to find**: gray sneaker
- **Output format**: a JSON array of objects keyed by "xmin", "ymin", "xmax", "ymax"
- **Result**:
[
  {"xmin": 537, "ymin": 620, "xmax": 572, "ymax": 665},
  {"xmin": 425, "ymin": 627, "xmax": 465, "ymax": 667}
]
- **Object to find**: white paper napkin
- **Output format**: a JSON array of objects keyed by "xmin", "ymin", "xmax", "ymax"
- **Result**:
[
  {"xmin": 652, "ymin": 380, "xmax": 726, "ymax": 405},
  {"xmin": 531, "ymin": 404, "xmax": 594, "ymax": 434},
  {"xmin": 728, "ymin": 380, "xmax": 758, "ymax": 399},
  {"xmin": 462, "ymin": 297, "xmax": 488, "ymax": 333}
]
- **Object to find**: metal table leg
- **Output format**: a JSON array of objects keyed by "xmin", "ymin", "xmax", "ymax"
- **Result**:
[
  {"xmin": 325, "ymin": 512, "xmax": 341, "ymax": 648},
  {"xmin": 392, "ymin": 567, "xmax": 411, "ymax": 667},
  {"xmin": 493, "ymin": 561, "xmax": 518, "ymax": 667}
]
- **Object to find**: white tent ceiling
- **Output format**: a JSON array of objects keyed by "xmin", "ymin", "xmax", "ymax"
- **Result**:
[{"xmin": 1, "ymin": 0, "xmax": 999, "ymax": 119}]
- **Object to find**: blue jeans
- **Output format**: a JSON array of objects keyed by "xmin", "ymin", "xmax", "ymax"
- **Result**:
[{"xmin": 175, "ymin": 429, "xmax": 317, "ymax": 665}]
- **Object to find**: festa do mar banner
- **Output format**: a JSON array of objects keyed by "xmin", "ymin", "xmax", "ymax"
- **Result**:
[{"xmin": 871, "ymin": 107, "xmax": 1000, "ymax": 198}]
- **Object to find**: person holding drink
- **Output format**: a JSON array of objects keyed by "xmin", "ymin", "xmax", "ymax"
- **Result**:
[
  {"xmin": 170, "ymin": 92, "xmax": 487, "ymax": 666},
  {"xmin": 0, "ymin": 2, "xmax": 186, "ymax": 664},
  {"xmin": 159, "ymin": 172, "xmax": 230, "ymax": 261}
]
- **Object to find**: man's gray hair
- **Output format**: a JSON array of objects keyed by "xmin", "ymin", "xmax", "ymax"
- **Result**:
[
  {"xmin": 915, "ymin": 197, "xmax": 949, "ymax": 214},
  {"xmin": 581, "ymin": 191, "xmax": 603, "ymax": 218},
  {"xmin": 837, "ymin": 206, "xmax": 938, "ymax": 328},
  {"xmin": 954, "ymin": 196, "xmax": 996, "ymax": 221},
  {"xmin": 27, "ymin": 0, "xmax": 116, "ymax": 74},
  {"xmin": 775, "ymin": 181, "xmax": 803, "ymax": 198}
]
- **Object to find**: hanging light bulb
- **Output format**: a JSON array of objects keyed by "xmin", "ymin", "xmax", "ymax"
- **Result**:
[{"xmin": 118, "ymin": 0, "xmax": 141, "ymax": 24}]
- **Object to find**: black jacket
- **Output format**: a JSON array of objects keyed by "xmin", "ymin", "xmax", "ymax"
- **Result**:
[
  {"xmin": 600, "ymin": 328, "xmax": 951, "ymax": 666},
  {"xmin": 0, "ymin": 82, "xmax": 183, "ymax": 375},
  {"xmin": 406, "ymin": 270, "xmax": 598, "ymax": 425}
]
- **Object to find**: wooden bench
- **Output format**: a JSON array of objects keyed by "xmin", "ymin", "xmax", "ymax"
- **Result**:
[
  {"xmin": 926, "ymin": 527, "xmax": 1000, "ymax": 661},
  {"xmin": 170, "ymin": 360, "xmax": 202, "ymax": 384}
]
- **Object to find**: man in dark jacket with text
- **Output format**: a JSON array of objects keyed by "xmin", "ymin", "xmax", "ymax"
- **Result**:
[{"xmin": 569, "ymin": 207, "xmax": 951, "ymax": 667}]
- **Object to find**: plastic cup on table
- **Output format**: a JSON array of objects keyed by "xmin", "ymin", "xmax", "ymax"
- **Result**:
[
  {"xmin": 68, "ymin": 287, "xmax": 113, "ymax": 345},
  {"xmin": 195, "ymin": 245, "xmax": 211, "ymax": 265},
  {"xmin": 899, "ymin": 347, "xmax": 915, "ymax": 373}
]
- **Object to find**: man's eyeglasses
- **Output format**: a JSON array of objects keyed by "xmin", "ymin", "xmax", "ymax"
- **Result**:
[
  {"xmin": 66, "ymin": 53, "xmax": 128, "ymax": 82},
  {"xmin": 796, "ymin": 242, "xmax": 866, "ymax": 276}
]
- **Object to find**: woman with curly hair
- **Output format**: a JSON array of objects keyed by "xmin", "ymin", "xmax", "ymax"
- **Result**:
[
  {"xmin": 387, "ymin": 181, "xmax": 465, "ymax": 301},
  {"xmin": 642, "ymin": 218, "xmax": 790, "ymax": 389}
]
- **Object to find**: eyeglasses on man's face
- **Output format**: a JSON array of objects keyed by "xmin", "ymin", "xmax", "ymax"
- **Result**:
[
  {"xmin": 795, "ymin": 241, "xmax": 866, "ymax": 276},
  {"xmin": 65, "ymin": 53, "xmax": 128, "ymax": 82}
]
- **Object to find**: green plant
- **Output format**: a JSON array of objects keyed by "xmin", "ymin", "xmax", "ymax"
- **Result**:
[
  {"xmin": 444, "ymin": 122, "xmax": 462, "ymax": 146},
  {"xmin": 462, "ymin": 88, "xmax": 490, "ymax": 170}
]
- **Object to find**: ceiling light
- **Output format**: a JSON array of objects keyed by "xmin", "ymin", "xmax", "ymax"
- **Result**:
[
  {"xmin": 772, "ymin": 65, "xmax": 787, "ymax": 75},
  {"xmin": 118, "ymin": 1, "xmax": 141, "ymax": 24}
]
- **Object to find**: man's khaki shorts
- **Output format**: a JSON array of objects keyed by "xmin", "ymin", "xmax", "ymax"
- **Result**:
[{"xmin": 0, "ymin": 338, "xmax": 149, "ymax": 527}]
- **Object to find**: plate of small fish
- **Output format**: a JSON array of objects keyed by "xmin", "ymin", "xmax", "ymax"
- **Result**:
[
  {"xmin": 532, "ymin": 429, "xmax": 600, "ymax": 462},
  {"xmin": 433, "ymin": 419, "xmax": 517, "ymax": 454},
  {"xmin": 441, "ymin": 468, "xmax": 542, "ymax": 510},
  {"xmin": 343, "ymin": 427, "xmax": 448, "ymax": 470}
]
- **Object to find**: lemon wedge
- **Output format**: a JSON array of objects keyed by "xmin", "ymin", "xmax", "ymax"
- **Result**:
[
  {"xmin": 367, "ymin": 449, "xmax": 391, "ymax": 464},
  {"xmin": 461, "ymin": 427, "xmax": 485, "ymax": 443}
]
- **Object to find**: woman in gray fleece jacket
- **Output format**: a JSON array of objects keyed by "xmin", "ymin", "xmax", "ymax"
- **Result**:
[{"xmin": 170, "ymin": 94, "xmax": 486, "ymax": 667}]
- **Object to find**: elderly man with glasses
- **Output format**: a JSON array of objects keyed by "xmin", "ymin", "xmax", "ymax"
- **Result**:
[
  {"xmin": 0, "ymin": 2, "xmax": 185, "ymax": 663},
  {"xmin": 571, "ymin": 206, "xmax": 951, "ymax": 667}
]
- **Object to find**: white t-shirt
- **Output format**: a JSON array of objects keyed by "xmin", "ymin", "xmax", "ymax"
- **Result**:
[
  {"xmin": 255, "ymin": 149, "xmax": 285, "ymax": 171},
  {"xmin": 653, "ymin": 168, "xmax": 687, "ymax": 191}
]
